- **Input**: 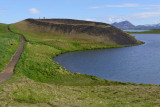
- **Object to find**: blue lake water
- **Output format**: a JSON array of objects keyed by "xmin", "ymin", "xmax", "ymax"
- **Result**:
[
  {"xmin": 53, "ymin": 34, "xmax": 160, "ymax": 85},
  {"xmin": 123, "ymin": 30, "xmax": 149, "ymax": 32}
]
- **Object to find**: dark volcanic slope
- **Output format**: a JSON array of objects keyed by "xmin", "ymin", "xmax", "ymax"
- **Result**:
[
  {"xmin": 35, "ymin": 19, "xmax": 109, "ymax": 26},
  {"xmin": 18, "ymin": 19, "xmax": 139, "ymax": 45}
]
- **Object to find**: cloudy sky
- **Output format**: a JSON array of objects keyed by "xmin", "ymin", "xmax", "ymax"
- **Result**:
[{"xmin": 1, "ymin": 0, "xmax": 160, "ymax": 25}]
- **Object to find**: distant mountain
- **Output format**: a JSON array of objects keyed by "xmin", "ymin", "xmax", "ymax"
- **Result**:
[
  {"xmin": 112, "ymin": 21, "xmax": 160, "ymax": 30},
  {"xmin": 112, "ymin": 21, "xmax": 135, "ymax": 30},
  {"xmin": 136, "ymin": 24, "xmax": 160, "ymax": 30}
]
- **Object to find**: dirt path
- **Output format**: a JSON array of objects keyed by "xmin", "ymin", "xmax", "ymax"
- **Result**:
[{"xmin": 0, "ymin": 26, "xmax": 26, "ymax": 82}]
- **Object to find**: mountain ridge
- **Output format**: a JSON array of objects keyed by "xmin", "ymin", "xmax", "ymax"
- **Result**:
[{"xmin": 112, "ymin": 21, "xmax": 160, "ymax": 30}]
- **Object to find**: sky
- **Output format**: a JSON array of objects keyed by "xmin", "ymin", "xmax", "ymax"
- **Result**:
[{"xmin": 1, "ymin": 0, "xmax": 160, "ymax": 25}]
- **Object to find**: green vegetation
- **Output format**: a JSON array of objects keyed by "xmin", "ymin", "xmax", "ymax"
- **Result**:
[
  {"xmin": 9, "ymin": 23, "xmax": 142, "ymax": 85},
  {"xmin": 0, "ymin": 75, "xmax": 160, "ymax": 107},
  {"xmin": 9, "ymin": 23, "xmax": 136, "ymax": 86},
  {"xmin": 0, "ymin": 22, "xmax": 159, "ymax": 106},
  {"xmin": 0, "ymin": 23, "xmax": 20, "ymax": 72},
  {"xmin": 128, "ymin": 29, "xmax": 160, "ymax": 34}
]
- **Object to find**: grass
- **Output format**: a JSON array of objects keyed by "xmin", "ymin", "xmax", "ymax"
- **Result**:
[
  {"xmin": 9, "ymin": 23, "xmax": 141, "ymax": 85},
  {"xmin": 0, "ymin": 23, "xmax": 20, "ymax": 72},
  {"xmin": 0, "ymin": 73, "xmax": 160, "ymax": 106},
  {"xmin": 0, "ymin": 23, "xmax": 159, "ymax": 106}
]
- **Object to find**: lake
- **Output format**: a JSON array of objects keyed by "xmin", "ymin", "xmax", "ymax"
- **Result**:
[
  {"xmin": 123, "ymin": 30, "xmax": 149, "ymax": 32},
  {"xmin": 53, "ymin": 34, "xmax": 160, "ymax": 85}
]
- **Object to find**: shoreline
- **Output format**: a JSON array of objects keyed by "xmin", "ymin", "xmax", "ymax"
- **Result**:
[
  {"xmin": 9, "ymin": 24, "xmax": 156, "ymax": 86},
  {"xmin": 0, "ymin": 24, "xmax": 159, "ymax": 106},
  {"xmin": 52, "ymin": 41, "xmax": 159, "ymax": 86},
  {"xmin": 126, "ymin": 30, "xmax": 160, "ymax": 34}
]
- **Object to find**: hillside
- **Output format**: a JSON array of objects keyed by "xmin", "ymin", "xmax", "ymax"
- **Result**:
[
  {"xmin": 8, "ymin": 19, "xmax": 142, "ymax": 84},
  {"xmin": 0, "ymin": 20, "xmax": 159, "ymax": 106},
  {"xmin": 14, "ymin": 19, "xmax": 140, "ymax": 45}
]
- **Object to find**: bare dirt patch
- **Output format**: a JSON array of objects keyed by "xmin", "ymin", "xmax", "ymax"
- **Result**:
[{"xmin": 0, "ymin": 26, "xmax": 26, "ymax": 82}]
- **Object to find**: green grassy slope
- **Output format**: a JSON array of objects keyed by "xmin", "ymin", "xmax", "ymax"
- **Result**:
[
  {"xmin": 9, "ymin": 22, "xmax": 140, "ymax": 85},
  {"xmin": 0, "ymin": 23, "xmax": 20, "ymax": 72},
  {"xmin": 0, "ymin": 22, "xmax": 159, "ymax": 106},
  {"xmin": 0, "ymin": 76, "xmax": 160, "ymax": 107}
]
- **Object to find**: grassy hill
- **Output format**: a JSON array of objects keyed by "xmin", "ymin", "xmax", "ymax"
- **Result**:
[
  {"xmin": 14, "ymin": 19, "xmax": 141, "ymax": 45},
  {"xmin": 9, "ymin": 19, "xmax": 143, "ymax": 84},
  {"xmin": 0, "ymin": 20, "xmax": 159, "ymax": 106}
]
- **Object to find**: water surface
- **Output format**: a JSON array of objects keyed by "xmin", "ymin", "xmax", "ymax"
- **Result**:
[
  {"xmin": 123, "ymin": 30, "xmax": 149, "ymax": 32},
  {"xmin": 53, "ymin": 34, "xmax": 160, "ymax": 85}
]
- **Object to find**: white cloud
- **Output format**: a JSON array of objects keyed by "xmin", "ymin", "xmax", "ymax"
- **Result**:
[
  {"xmin": 90, "ymin": 6, "xmax": 102, "ymax": 9},
  {"xmin": 105, "ymin": 3, "xmax": 139, "ymax": 8},
  {"xmin": 141, "ymin": 5, "xmax": 160, "ymax": 10},
  {"xmin": 90, "ymin": 3, "xmax": 139, "ymax": 9},
  {"xmin": 89, "ymin": 3, "xmax": 160, "ymax": 24},
  {"xmin": 96, "ymin": 10, "xmax": 160, "ymax": 24},
  {"xmin": 97, "ymin": 15, "xmax": 127, "ymax": 23},
  {"xmin": 29, "ymin": 8, "xmax": 40, "ymax": 14},
  {"xmin": 132, "ymin": 10, "xmax": 160, "ymax": 18},
  {"xmin": 91, "ymin": 4, "xmax": 160, "ymax": 10},
  {"xmin": 108, "ymin": 18, "xmax": 113, "ymax": 22},
  {"xmin": 85, "ymin": 18, "xmax": 95, "ymax": 21}
]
